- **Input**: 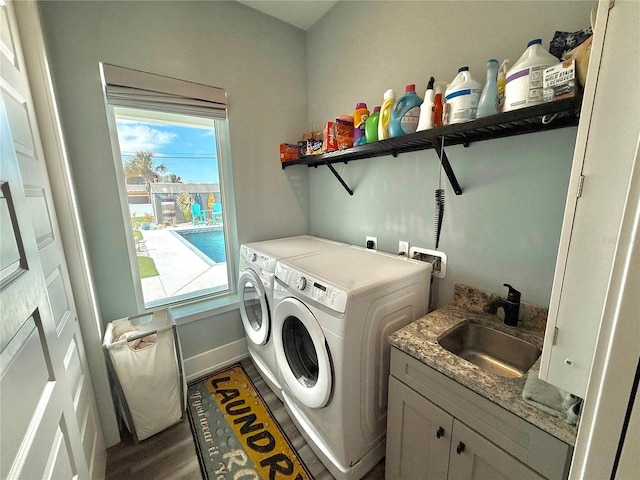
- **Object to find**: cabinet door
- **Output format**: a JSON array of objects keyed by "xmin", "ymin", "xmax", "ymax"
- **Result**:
[
  {"xmin": 386, "ymin": 376, "xmax": 453, "ymax": 480},
  {"xmin": 540, "ymin": 0, "xmax": 640, "ymax": 397},
  {"xmin": 448, "ymin": 421, "xmax": 545, "ymax": 480}
]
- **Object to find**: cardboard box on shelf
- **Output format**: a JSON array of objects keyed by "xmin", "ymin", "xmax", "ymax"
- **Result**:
[
  {"xmin": 279, "ymin": 143, "xmax": 299, "ymax": 162},
  {"xmin": 297, "ymin": 141, "xmax": 306, "ymax": 157},
  {"xmin": 322, "ymin": 121, "xmax": 338, "ymax": 153},
  {"xmin": 335, "ymin": 115, "xmax": 354, "ymax": 150},
  {"xmin": 543, "ymin": 59, "xmax": 578, "ymax": 102},
  {"xmin": 306, "ymin": 138, "xmax": 323, "ymax": 155}
]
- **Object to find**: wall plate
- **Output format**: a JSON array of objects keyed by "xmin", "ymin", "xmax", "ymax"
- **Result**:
[{"xmin": 409, "ymin": 247, "xmax": 447, "ymax": 279}]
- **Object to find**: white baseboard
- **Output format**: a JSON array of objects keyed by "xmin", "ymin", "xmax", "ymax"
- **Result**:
[{"xmin": 184, "ymin": 338, "xmax": 249, "ymax": 382}]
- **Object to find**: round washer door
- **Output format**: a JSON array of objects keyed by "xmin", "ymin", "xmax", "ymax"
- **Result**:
[
  {"xmin": 273, "ymin": 297, "xmax": 332, "ymax": 409},
  {"xmin": 238, "ymin": 269, "xmax": 270, "ymax": 345}
]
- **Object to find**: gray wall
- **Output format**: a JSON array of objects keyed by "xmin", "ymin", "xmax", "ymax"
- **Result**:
[
  {"xmin": 306, "ymin": 1, "xmax": 593, "ymax": 307},
  {"xmin": 38, "ymin": 1, "xmax": 309, "ymax": 337}
]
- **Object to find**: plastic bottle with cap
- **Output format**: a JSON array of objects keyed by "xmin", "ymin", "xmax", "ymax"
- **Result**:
[
  {"xmin": 477, "ymin": 59, "xmax": 499, "ymax": 118},
  {"xmin": 417, "ymin": 77, "xmax": 436, "ymax": 131},
  {"xmin": 504, "ymin": 39, "xmax": 558, "ymax": 111},
  {"xmin": 388, "ymin": 84, "xmax": 423, "ymax": 138},
  {"xmin": 496, "ymin": 59, "xmax": 509, "ymax": 112},
  {"xmin": 353, "ymin": 103, "xmax": 370, "ymax": 146},
  {"xmin": 445, "ymin": 67, "xmax": 482, "ymax": 124},
  {"xmin": 433, "ymin": 85, "xmax": 444, "ymax": 127},
  {"xmin": 365, "ymin": 106, "xmax": 381, "ymax": 143},
  {"xmin": 378, "ymin": 89, "xmax": 396, "ymax": 140}
]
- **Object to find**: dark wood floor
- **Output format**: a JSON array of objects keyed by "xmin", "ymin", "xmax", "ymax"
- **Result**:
[{"xmin": 105, "ymin": 358, "xmax": 385, "ymax": 479}]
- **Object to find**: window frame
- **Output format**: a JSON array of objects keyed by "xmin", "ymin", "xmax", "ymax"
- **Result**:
[{"xmin": 100, "ymin": 64, "xmax": 239, "ymax": 316}]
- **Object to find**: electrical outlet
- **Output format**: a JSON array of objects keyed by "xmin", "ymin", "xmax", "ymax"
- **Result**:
[
  {"xmin": 398, "ymin": 241, "xmax": 410, "ymax": 257},
  {"xmin": 409, "ymin": 246, "xmax": 447, "ymax": 278},
  {"xmin": 365, "ymin": 236, "xmax": 377, "ymax": 250}
]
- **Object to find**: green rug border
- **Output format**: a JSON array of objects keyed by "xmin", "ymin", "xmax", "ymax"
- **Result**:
[{"xmin": 186, "ymin": 362, "xmax": 313, "ymax": 480}]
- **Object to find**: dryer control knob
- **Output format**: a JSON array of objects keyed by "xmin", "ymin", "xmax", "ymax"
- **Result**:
[
  {"xmin": 250, "ymin": 253, "xmax": 257, "ymax": 262},
  {"xmin": 296, "ymin": 276, "xmax": 307, "ymax": 291}
]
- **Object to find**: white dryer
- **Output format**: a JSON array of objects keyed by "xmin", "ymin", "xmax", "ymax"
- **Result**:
[
  {"xmin": 272, "ymin": 246, "xmax": 432, "ymax": 479},
  {"xmin": 238, "ymin": 236, "xmax": 347, "ymax": 399}
]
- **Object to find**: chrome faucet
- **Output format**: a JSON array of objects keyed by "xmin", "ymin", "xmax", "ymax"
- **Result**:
[{"xmin": 483, "ymin": 283, "xmax": 521, "ymax": 326}]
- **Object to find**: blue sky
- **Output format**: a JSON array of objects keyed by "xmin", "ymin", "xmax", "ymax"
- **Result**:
[{"xmin": 116, "ymin": 119, "xmax": 219, "ymax": 183}]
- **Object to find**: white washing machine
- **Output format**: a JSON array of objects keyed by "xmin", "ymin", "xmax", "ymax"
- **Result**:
[
  {"xmin": 238, "ymin": 236, "xmax": 347, "ymax": 399},
  {"xmin": 272, "ymin": 246, "xmax": 432, "ymax": 479}
]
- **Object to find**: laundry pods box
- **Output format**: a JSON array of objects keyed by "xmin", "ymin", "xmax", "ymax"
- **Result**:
[
  {"xmin": 543, "ymin": 59, "xmax": 578, "ymax": 102},
  {"xmin": 322, "ymin": 121, "xmax": 338, "ymax": 153},
  {"xmin": 306, "ymin": 138, "xmax": 323, "ymax": 155},
  {"xmin": 280, "ymin": 143, "xmax": 298, "ymax": 162},
  {"xmin": 335, "ymin": 115, "xmax": 354, "ymax": 150}
]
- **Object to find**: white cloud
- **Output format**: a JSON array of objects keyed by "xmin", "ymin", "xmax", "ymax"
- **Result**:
[{"xmin": 116, "ymin": 122, "xmax": 177, "ymax": 153}]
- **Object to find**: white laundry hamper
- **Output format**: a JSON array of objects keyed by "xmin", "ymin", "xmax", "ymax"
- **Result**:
[{"xmin": 103, "ymin": 309, "xmax": 186, "ymax": 442}]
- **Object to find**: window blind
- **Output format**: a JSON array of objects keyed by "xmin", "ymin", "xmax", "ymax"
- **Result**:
[{"xmin": 101, "ymin": 63, "xmax": 227, "ymax": 120}]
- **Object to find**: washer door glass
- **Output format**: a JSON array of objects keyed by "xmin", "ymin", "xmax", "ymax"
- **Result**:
[
  {"xmin": 274, "ymin": 297, "xmax": 332, "ymax": 409},
  {"xmin": 282, "ymin": 316, "xmax": 318, "ymax": 388},
  {"xmin": 238, "ymin": 269, "xmax": 270, "ymax": 345}
]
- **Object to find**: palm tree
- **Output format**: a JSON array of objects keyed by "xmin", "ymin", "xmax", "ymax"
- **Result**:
[
  {"xmin": 165, "ymin": 173, "xmax": 182, "ymax": 183},
  {"xmin": 123, "ymin": 150, "xmax": 167, "ymax": 183}
]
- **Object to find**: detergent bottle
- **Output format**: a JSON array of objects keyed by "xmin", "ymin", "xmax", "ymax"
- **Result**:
[
  {"xmin": 365, "ymin": 106, "xmax": 381, "ymax": 143},
  {"xmin": 477, "ymin": 59, "xmax": 499, "ymax": 118},
  {"xmin": 353, "ymin": 103, "xmax": 370, "ymax": 146},
  {"xmin": 388, "ymin": 84, "xmax": 423, "ymax": 137},
  {"xmin": 496, "ymin": 59, "xmax": 509, "ymax": 112},
  {"xmin": 417, "ymin": 77, "xmax": 436, "ymax": 131},
  {"xmin": 433, "ymin": 84, "xmax": 444, "ymax": 127},
  {"xmin": 378, "ymin": 89, "xmax": 396, "ymax": 140},
  {"xmin": 445, "ymin": 67, "xmax": 482, "ymax": 124},
  {"xmin": 504, "ymin": 39, "xmax": 558, "ymax": 111}
]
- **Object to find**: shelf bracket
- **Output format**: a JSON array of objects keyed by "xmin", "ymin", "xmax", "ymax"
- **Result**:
[
  {"xmin": 324, "ymin": 161, "xmax": 354, "ymax": 196},
  {"xmin": 432, "ymin": 137, "xmax": 463, "ymax": 195}
]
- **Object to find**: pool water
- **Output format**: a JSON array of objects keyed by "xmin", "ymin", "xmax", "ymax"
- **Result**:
[{"xmin": 177, "ymin": 229, "xmax": 227, "ymax": 263}]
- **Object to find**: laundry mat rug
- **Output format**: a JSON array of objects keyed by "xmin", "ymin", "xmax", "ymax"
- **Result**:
[{"xmin": 187, "ymin": 363, "xmax": 313, "ymax": 480}]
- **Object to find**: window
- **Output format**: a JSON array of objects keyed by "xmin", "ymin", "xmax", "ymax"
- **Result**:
[{"xmin": 101, "ymin": 64, "xmax": 236, "ymax": 310}]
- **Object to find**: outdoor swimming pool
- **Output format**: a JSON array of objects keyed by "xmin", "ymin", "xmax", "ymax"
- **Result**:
[{"xmin": 177, "ymin": 228, "xmax": 227, "ymax": 263}]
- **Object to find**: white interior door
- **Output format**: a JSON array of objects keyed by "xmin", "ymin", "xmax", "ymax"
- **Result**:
[{"xmin": 0, "ymin": 0, "xmax": 106, "ymax": 478}]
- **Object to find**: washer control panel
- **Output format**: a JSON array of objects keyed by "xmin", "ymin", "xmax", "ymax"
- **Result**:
[
  {"xmin": 275, "ymin": 263, "xmax": 347, "ymax": 314},
  {"xmin": 241, "ymin": 245, "xmax": 276, "ymax": 271}
]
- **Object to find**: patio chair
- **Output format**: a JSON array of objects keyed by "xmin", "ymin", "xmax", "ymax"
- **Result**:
[
  {"xmin": 191, "ymin": 203, "xmax": 206, "ymax": 225},
  {"xmin": 212, "ymin": 203, "xmax": 223, "ymax": 224}
]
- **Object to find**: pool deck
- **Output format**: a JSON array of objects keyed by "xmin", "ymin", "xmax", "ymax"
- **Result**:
[{"xmin": 139, "ymin": 225, "xmax": 228, "ymax": 304}]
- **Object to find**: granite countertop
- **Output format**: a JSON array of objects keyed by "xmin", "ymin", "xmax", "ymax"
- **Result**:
[{"xmin": 389, "ymin": 285, "xmax": 578, "ymax": 446}]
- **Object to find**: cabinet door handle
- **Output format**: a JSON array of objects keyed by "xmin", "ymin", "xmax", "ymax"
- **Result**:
[
  {"xmin": 436, "ymin": 427, "xmax": 445, "ymax": 438},
  {"xmin": 456, "ymin": 442, "xmax": 466, "ymax": 454}
]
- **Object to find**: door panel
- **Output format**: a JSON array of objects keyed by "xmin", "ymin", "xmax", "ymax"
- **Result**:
[
  {"xmin": 24, "ymin": 184, "xmax": 55, "ymax": 249},
  {"xmin": 386, "ymin": 376, "xmax": 452, "ymax": 480},
  {"xmin": 0, "ymin": 0, "xmax": 105, "ymax": 478},
  {"xmin": 448, "ymin": 421, "xmax": 544, "ymax": 480}
]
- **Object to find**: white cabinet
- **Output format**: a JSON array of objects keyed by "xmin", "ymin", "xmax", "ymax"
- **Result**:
[
  {"xmin": 386, "ymin": 348, "xmax": 572, "ymax": 480},
  {"xmin": 540, "ymin": 0, "xmax": 640, "ymax": 397},
  {"xmin": 387, "ymin": 377, "xmax": 545, "ymax": 480}
]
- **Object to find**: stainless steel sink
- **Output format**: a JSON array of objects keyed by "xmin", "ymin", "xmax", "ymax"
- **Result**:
[{"xmin": 437, "ymin": 322, "xmax": 541, "ymax": 378}]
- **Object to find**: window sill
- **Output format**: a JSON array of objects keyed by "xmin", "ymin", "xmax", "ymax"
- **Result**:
[{"xmin": 169, "ymin": 293, "xmax": 240, "ymax": 326}]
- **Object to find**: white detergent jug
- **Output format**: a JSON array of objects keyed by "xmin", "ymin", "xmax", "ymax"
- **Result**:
[
  {"xmin": 504, "ymin": 39, "xmax": 558, "ymax": 111},
  {"xmin": 444, "ymin": 67, "xmax": 482, "ymax": 124}
]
